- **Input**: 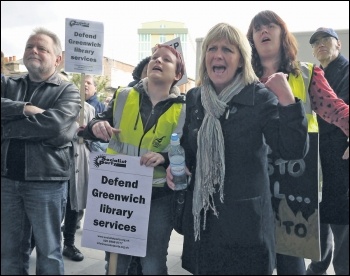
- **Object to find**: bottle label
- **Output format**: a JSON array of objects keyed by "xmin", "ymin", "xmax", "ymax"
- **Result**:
[
  {"xmin": 170, "ymin": 155, "xmax": 185, "ymax": 176},
  {"xmin": 171, "ymin": 165, "xmax": 185, "ymax": 176}
]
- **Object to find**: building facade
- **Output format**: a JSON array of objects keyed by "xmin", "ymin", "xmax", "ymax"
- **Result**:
[
  {"xmin": 137, "ymin": 20, "xmax": 195, "ymax": 93},
  {"xmin": 3, "ymin": 20, "xmax": 204, "ymax": 94}
]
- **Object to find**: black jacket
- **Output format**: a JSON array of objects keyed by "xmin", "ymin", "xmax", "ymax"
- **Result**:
[
  {"xmin": 180, "ymin": 83, "xmax": 308, "ymax": 275},
  {"xmin": 1, "ymin": 72, "xmax": 81, "ymax": 180}
]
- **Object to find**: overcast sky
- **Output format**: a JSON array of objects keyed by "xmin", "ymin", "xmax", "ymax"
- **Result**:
[{"xmin": 1, "ymin": 1, "xmax": 349, "ymax": 78}]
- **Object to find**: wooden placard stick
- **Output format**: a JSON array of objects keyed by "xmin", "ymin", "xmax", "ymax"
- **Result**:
[
  {"xmin": 79, "ymin": 73, "xmax": 85, "ymax": 144},
  {"xmin": 108, "ymin": 252, "xmax": 118, "ymax": 275}
]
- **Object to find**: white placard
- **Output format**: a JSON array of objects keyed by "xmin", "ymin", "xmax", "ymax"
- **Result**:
[
  {"xmin": 156, "ymin": 37, "xmax": 188, "ymax": 86},
  {"xmin": 81, "ymin": 153, "xmax": 153, "ymax": 257},
  {"xmin": 65, "ymin": 18, "xmax": 104, "ymax": 75}
]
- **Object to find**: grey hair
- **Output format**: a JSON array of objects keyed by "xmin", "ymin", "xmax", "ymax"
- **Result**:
[
  {"xmin": 85, "ymin": 74, "xmax": 97, "ymax": 86},
  {"xmin": 197, "ymin": 23, "xmax": 258, "ymax": 86},
  {"xmin": 28, "ymin": 27, "xmax": 62, "ymax": 56}
]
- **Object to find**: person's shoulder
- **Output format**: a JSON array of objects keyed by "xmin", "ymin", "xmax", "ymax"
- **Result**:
[
  {"xmin": 6, "ymin": 74, "xmax": 27, "ymax": 83},
  {"xmin": 246, "ymin": 81, "xmax": 267, "ymax": 93},
  {"xmin": 128, "ymin": 80, "xmax": 138, "ymax": 87},
  {"xmin": 299, "ymin": 61, "xmax": 315, "ymax": 68},
  {"xmin": 235, "ymin": 82, "xmax": 271, "ymax": 102},
  {"xmin": 117, "ymin": 86, "xmax": 132, "ymax": 93},
  {"xmin": 338, "ymin": 54, "xmax": 349, "ymax": 63},
  {"xmin": 334, "ymin": 54, "xmax": 349, "ymax": 70},
  {"xmin": 186, "ymin": 87, "xmax": 201, "ymax": 97},
  {"xmin": 87, "ymin": 96, "xmax": 105, "ymax": 112},
  {"xmin": 85, "ymin": 102, "xmax": 96, "ymax": 119},
  {"xmin": 60, "ymin": 79, "xmax": 79, "ymax": 94},
  {"xmin": 185, "ymin": 87, "xmax": 201, "ymax": 105},
  {"xmin": 62, "ymin": 79, "xmax": 78, "ymax": 88},
  {"xmin": 98, "ymin": 100, "xmax": 107, "ymax": 111},
  {"xmin": 84, "ymin": 101, "xmax": 95, "ymax": 111},
  {"xmin": 2, "ymin": 75, "xmax": 27, "ymax": 91},
  {"xmin": 1, "ymin": 74, "xmax": 8, "ymax": 85},
  {"xmin": 250, "ymin": 81, "xmax": 277, "ymax": 101},
  {"xmin": 114, "ymin": 86, "xmax": 133, "ymax": 100},
  {"xmin": 310, "ymin": 65, "xmax": 326, "ymax": 80},
  {"xmin": 296, "ymin": 61, "xmax": 316, "ymax": 77}
]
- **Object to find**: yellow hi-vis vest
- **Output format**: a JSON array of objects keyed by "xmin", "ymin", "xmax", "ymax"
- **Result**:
[
  {"xmin": 107, "ymin": 87, "xmax": 185, "ymax": 187},
  {"xmin": 288, "ymin": 62, "xmax": 318, "ymax": 133}
]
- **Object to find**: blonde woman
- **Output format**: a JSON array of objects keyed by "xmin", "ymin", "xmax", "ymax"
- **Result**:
[{"xmin": 166, "ymin": 23, "xmax": 308, "ymax": 275}]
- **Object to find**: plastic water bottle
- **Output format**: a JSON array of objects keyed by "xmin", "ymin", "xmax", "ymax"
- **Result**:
[{"xmin": 169, "ymin": 133, "xmax": 187, "ymax": 190}]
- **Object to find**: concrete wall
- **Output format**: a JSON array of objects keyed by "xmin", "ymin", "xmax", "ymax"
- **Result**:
[{"xmin": 294, "ymin": 29, "xmax": 349, "ymax": 65}]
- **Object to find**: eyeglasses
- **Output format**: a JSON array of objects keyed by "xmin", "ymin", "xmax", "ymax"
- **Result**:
[{"xmin": 311, "ymin": 36, "xmax": 332, "ymax": 48}]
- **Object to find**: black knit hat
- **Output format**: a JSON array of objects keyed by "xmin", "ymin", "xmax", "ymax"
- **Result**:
[{"xmin": 132, "ymin": 56, "xmax": 151, "ymax": 81}]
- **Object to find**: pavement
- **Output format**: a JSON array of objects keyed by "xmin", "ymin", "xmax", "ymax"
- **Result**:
[{"xmin": 28, "ymin": 219, "xmax": 335, "ymax": 275}]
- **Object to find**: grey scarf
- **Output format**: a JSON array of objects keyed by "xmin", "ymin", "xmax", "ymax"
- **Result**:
[{"xmin": 193, "ymin": 73, "xmax": 245, "ymax": 241}]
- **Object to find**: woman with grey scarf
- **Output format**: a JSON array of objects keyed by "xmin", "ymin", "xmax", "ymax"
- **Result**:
[{"xmin": 166, "ymin": 23, "xmax": 308, "ymax": 275}]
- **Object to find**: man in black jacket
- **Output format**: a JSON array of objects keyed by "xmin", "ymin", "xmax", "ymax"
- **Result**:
[
  {"xmin": 307, "ymin": 27, "xmax": 349, "ymax": 275},
  {"xmin": 1, "ymin": 27, "xmax": 81, "ymax": 275}
]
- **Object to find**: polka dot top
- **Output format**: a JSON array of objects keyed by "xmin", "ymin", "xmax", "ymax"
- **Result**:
[{"xmin": 260, "ymin": 66, "xmax": 349, "ymax": 137}]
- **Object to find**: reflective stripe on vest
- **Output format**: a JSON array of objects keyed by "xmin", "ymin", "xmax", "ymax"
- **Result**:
[
  {"xmin": 107, "ymin": 87, "xmax": 185, "ymax": 187},
  {"xmin": 288, "ymin": 62, "xmax": 318, "ymax": 133}
]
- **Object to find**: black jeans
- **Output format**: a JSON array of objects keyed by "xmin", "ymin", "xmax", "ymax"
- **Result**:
[
  {"xmin": 307, "ymin": 223, "xmax": 349, "ymax": 275},
  {"xmin": 63, "ymin": 181, "xmax": 78, "ymax": 246},
  {"xmin": 276, "ymin": 253, "xmax": 306, "ymax": 275}
]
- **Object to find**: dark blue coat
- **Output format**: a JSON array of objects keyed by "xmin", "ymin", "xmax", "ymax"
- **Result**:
[
  {"xmin": 318, "ymin": 54, "xmax": 349, "ymax": 225},
  {"xmin": 86, "ymin": 93, "xmax": 106, "ymax": 114}
]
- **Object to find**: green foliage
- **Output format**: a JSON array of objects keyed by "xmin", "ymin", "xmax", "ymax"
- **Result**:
[
  {"xmin": 69, "ymin": 73, "xmax": 110, "ymax": 102},
  {"xmin": 71, "ymin": 74, "xmax": 82, "ymax": 89},
  {"xmin": 70, "ymin": 73, "xmax": 109, "ymax": 92}
]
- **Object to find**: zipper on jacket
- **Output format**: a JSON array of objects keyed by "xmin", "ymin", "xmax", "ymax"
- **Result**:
[{"xmin": 137, "ymin": 106, "xmax": 154, "ymax": 156}]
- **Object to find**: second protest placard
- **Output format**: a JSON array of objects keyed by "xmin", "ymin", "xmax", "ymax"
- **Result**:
[{"xmin": 81, "ymin": 152, "xmax": 153, "ymax": 257}]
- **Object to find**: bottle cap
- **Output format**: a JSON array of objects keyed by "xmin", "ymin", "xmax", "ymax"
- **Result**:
[{"xmin": 171, "ymin": 133, "xmax": 180, "ymax": 145}]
